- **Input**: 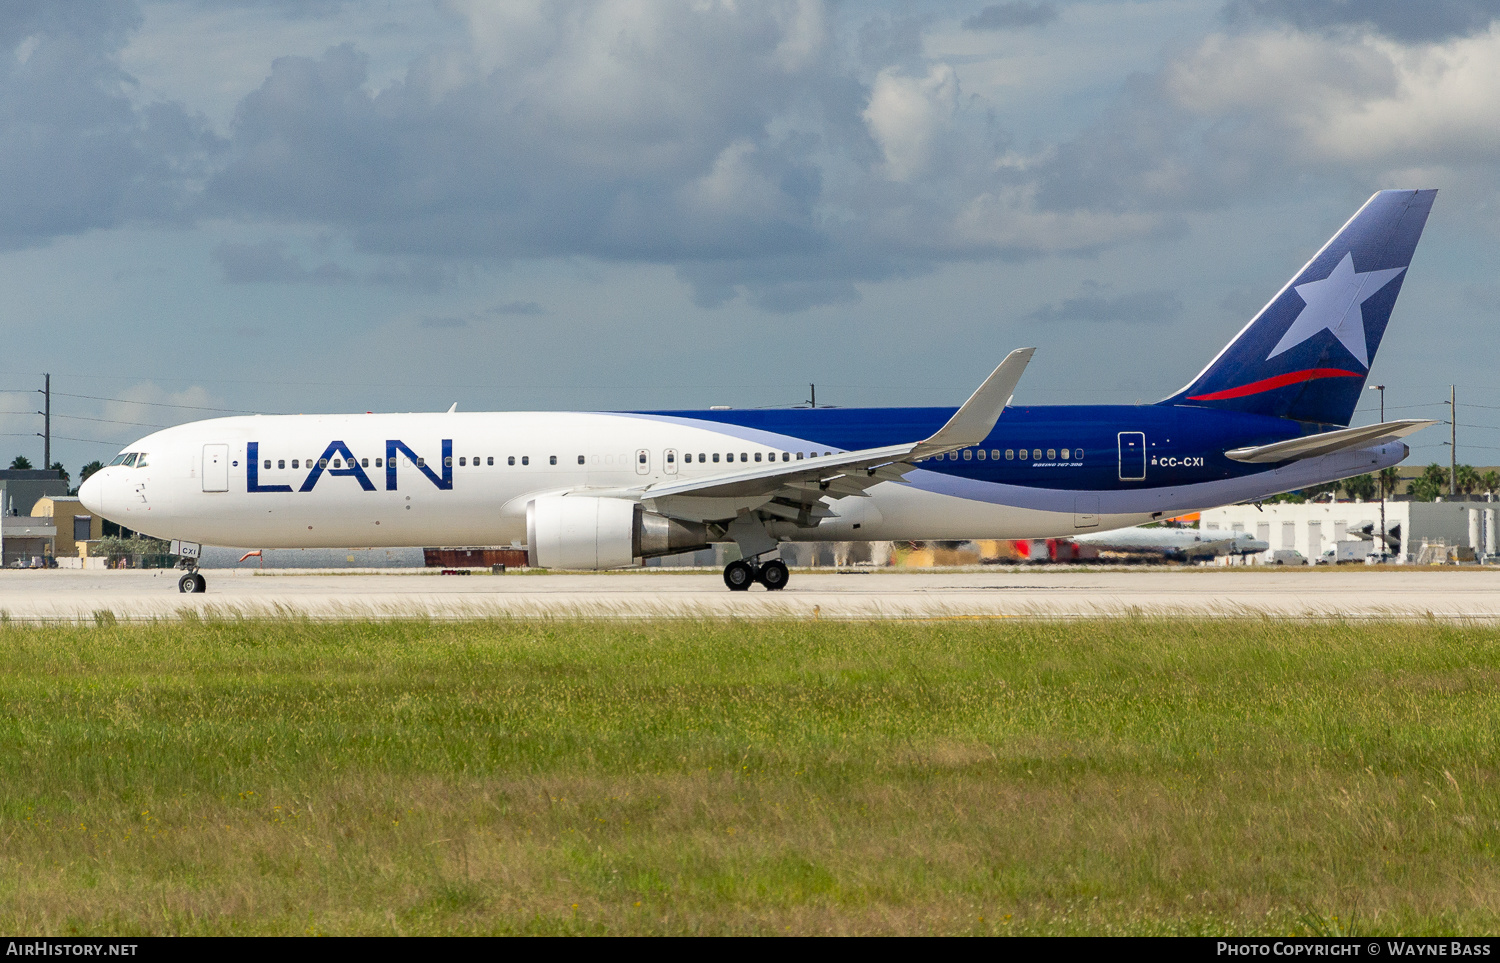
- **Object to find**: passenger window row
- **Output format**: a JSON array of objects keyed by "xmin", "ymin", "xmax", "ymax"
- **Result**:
[
  {"xmin": 919, "ymin": 447, "xmax": 1085, "ymax": 463},
  {"xmin": 685, "ymin": 450, "xmax": 833, "ymax": 464},
  {"xmin": 265, "ymin": 456, "xmax": 400, "ymax": 470},
  {"xmin": 261, "ymin": 448, "xmax": 844, "ymax": 471}
]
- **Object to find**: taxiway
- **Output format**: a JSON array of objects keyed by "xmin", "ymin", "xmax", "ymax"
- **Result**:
[{"xmin": 2, "ymin": 567, "xmax": 1499, "ymax": 621}]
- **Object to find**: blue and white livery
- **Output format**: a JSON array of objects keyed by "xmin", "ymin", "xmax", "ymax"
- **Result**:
[{"xmin": 80, "ymin": 190, "xmax": 1439, "ymax": 592}]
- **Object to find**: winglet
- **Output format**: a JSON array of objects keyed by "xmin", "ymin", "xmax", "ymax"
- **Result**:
[{"xmin": 915, "ymin": 347, "xmax": 1034, "ymax": 456}]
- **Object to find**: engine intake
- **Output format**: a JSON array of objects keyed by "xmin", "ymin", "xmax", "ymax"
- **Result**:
[{"xmin": 526, "ymin": 495, "xmax": 710, "ymax": 569}]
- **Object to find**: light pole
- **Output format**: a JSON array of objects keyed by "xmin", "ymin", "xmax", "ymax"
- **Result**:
[{"xmin": 1369, "ymin": 384, "xmax": 1386, "ymax": 559}]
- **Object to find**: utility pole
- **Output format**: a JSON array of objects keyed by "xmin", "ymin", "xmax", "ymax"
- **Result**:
[
  {"xmin": 1369, "ymin": 384, "xmax": 1386, "ymax": 555},
  {"xmin": 809, "ymin": 384, "xmax": 816, "ymax": 408},
  {"xmin": 37, "ymin": 373, "xmax": 50, "ymax": 473},
  {"xmin": 1449, "ymin": 384, "xmax": 1457, "ymax": 497}
]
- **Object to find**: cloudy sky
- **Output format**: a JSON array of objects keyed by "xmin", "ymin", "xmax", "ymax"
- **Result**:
[{"xmin": 3, "ymin": 0, "xmax": 1500, "ymax": 476}]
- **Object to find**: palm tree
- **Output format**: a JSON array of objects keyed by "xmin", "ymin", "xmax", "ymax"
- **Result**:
[
  {"xmin": 8, "ymin": 455, "xmax": 31, "ymax": 470},
  {"xmin": 78, "ymin": 461, "xmax": 104, "ymax": 485},
  {"xmin": 1456, "ymin": 464, "xmax": 1481, "ymax": 496},
  {"xmin": 1378, "ymin": 466, "xmax": 1401, "ymax": 499},
  {"xmin": 1422, "ymin": 463, "xmax": 1450, "ymax": 493},
  {"xmin": 49, "ymin": 461, "xmax": 68, "ymax": 485},
  {"xmin": 1483, "ymin": 470, "xmax": 1500, "ymax": 495},
  {"xmin": 1410, "ymin": 477, "xmax": 1441, "ymax": 502},
  {"xmin": 1343, "ymin": 474, "xmax": 1376, "ymax": 501}
]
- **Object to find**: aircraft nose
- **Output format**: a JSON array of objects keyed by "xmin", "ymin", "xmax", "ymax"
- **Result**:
[{"xmin": 78, "ymin": 471, "xmax": 106, "ymax": 518}]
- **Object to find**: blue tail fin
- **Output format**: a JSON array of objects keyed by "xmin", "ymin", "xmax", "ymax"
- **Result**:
[{"xmin": 1164, "ymin": 189, "xmax": 1436, "ymax": 426}]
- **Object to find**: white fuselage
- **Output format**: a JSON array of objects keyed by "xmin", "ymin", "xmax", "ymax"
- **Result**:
[{"xmin": 78, "ymin": 410, "xmax": 1406, "ymax": 553}]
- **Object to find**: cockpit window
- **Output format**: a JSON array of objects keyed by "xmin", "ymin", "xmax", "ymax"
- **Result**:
[
  {"xmin": 109, "ymin": 453, "xmax": 130, "ymax": 466},
  {"xmin": 135, "ymin": 453, "xmax": 149, "ymax": 468},
  {"xmin": 122, "ymin": 453, "xmax": 138, "ymax": 467}
]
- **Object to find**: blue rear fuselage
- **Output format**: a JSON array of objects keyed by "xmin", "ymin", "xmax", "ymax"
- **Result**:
[{"xmin": 645, "ymin": 404, "xmax": 1315, "ymax": 491}]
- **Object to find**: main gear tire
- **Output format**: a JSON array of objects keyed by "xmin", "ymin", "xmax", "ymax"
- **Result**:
[
  {"xmin": 723, "ymin": 560, "xmax": 755, "ymax": 591},
  {"xmin": 758, "ymin": 559, "xmax": 789, "ymax": 591}
]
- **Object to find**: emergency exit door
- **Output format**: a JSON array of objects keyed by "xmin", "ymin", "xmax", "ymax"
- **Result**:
[
  {"xmin": 203, "ymin": 444, "xmax": 229, "ymax": 492},
  {"xmin": 1117, "ymin": 432, "xmax": 1145, "ymax": 481}
]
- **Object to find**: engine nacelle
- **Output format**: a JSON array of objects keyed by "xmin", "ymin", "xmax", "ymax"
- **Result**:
[{"xmin": 526, "ymin": 495, "xmax": 710, "ymax": 570}]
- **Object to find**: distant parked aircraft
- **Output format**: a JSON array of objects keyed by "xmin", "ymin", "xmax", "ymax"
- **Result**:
[{"xmin": 1073, "ymin": 526, "xmax": 1270, "ymax": 562}]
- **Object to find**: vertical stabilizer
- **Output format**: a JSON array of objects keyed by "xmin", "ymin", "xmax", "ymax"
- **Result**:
[{"xmin": 1164, "ymin": 189, "xmax": 1436, "ymax": 426}]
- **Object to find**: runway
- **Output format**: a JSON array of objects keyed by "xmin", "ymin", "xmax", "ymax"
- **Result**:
[{"xmin": 4, "ymin": 567, "xmax": 1500, "ymax": 621}]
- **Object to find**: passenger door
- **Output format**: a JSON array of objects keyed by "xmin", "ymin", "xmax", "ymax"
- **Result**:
[
  {"xmin": 203, "ymin": 444, "xmax": 229, "ymax": 492},
  {"xmin": 1117, "ymin": 432, "xmax": 1145, "ymax": 481}
]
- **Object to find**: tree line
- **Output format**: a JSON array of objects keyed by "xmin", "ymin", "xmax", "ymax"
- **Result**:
[
  {"xmin": 1273, "ymin": 464, "xmax": 1497, "ymax": 504},
  {"xmin": 6, "ymin": 456, "xmax": 105, "ymax": 496}
]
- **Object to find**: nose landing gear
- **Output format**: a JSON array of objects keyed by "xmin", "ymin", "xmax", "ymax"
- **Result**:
[
  {"xmin": 171, "ymin": 540, "xmax": 206, "ymax": 593},
  {"xmin": 722, "ymin": 557, "xmax": 789, "ymax": 592}
]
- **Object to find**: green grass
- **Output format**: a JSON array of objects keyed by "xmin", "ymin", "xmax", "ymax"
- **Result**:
[{"xmin": 2, "ymin": 616, "xmax": 1499, "ymax": 935}]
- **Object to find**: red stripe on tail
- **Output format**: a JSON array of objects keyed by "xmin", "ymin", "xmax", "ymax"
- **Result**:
[{"xmin": 1187, "ymin": 368, "xmax": 1363, "ymax": 401}]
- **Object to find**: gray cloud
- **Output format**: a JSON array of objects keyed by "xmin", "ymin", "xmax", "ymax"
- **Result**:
[
  {"xmin": 0, "ymin": 1, "xmax": 220, "ymax": 249},
  {"xmin": 31, "ymin": 0, "xmax": 1475, "ymax": 319},
  {"xmin": 1223, "ymin": 0, "xmax": 1500, "ymax": 43},
  {"xmin": 188, "ymin": 0, "xmax": 350, "ymax": 16},
  {"xmin": 492, "ymin": 301, "xmax": 546, "ymax": 316},
  {"xmin": 857, "ymin": 14, "xmax": 931, "ymax": 67},
  {"xmin": 212, "ymin": 240, "xmax": 353, "ymax": 283},
  {"xmin": 963, "ymin": 2, "xmax": 1059, "ymax": 31},
  {"xmin": 1031, "ymin": 72, "xmax": 1242, "ymax": 214},
  {"xmin": 1025, "ymin": 289, "xmax": 1182, "ymax": 325},
  {"xmin": 1028, "ymin": 18, "xmax": 1500, "ymax": 223},
  {"xmin": 207, "ymin": 31, "xmax": 836, "ymax": 256},
  {"xmin": 200, "ymin": 7, "xmax": 1000, "ymax": 312},
  {"xmin": 364, "ymin": 259, "xmax": 448, "ymax": 292}
]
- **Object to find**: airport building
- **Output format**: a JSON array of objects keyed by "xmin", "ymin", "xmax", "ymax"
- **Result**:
[
  {"xmin": 1201, "ymin": 497, "xmax": 1497, "ymax": 563},
  {"xmin": 0, "ymin": 469, "xmax": 68, "ymax": 517},
  {"xmin": 0, "ymin": 470, "xmax": 68, "ymax": 567},
  {"xmin": 32, "ymin": 495, "xmax": 102, "ymax": 559}
]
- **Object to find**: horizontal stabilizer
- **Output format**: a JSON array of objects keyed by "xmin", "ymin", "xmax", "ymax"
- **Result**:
[{"xmin": 1225, "ymin": 419, "xmax": 1435, "ymax": 463}]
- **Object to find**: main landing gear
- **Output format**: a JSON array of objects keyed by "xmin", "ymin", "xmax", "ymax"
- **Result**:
[{"xmin": 723, "ymin": 557, "xmax": 789, "ymax": 592}]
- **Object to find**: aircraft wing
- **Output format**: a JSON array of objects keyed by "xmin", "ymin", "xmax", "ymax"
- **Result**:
[
  {"xmin": 1224, "ymin": 419, "xmax": 1436, "ymax": 464},
  {"xmin": 599, "ymin": 348, "xmax": 1035, "ymax": 523}
]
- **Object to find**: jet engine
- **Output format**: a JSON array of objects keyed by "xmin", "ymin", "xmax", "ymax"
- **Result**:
[{"xmin": 526, "ymin": 495, "xmax": 711, "ymax": 569}]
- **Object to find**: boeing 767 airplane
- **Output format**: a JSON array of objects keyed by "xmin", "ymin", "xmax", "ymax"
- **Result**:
[{"xmin": 81, "ymin": 190, "xmax": 1437, "ymax": 593}]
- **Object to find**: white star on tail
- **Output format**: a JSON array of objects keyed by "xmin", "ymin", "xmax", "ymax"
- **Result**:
[{"xmin": 1267, "ymin": 252, "xmax": 1405, "ymax": 368}]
